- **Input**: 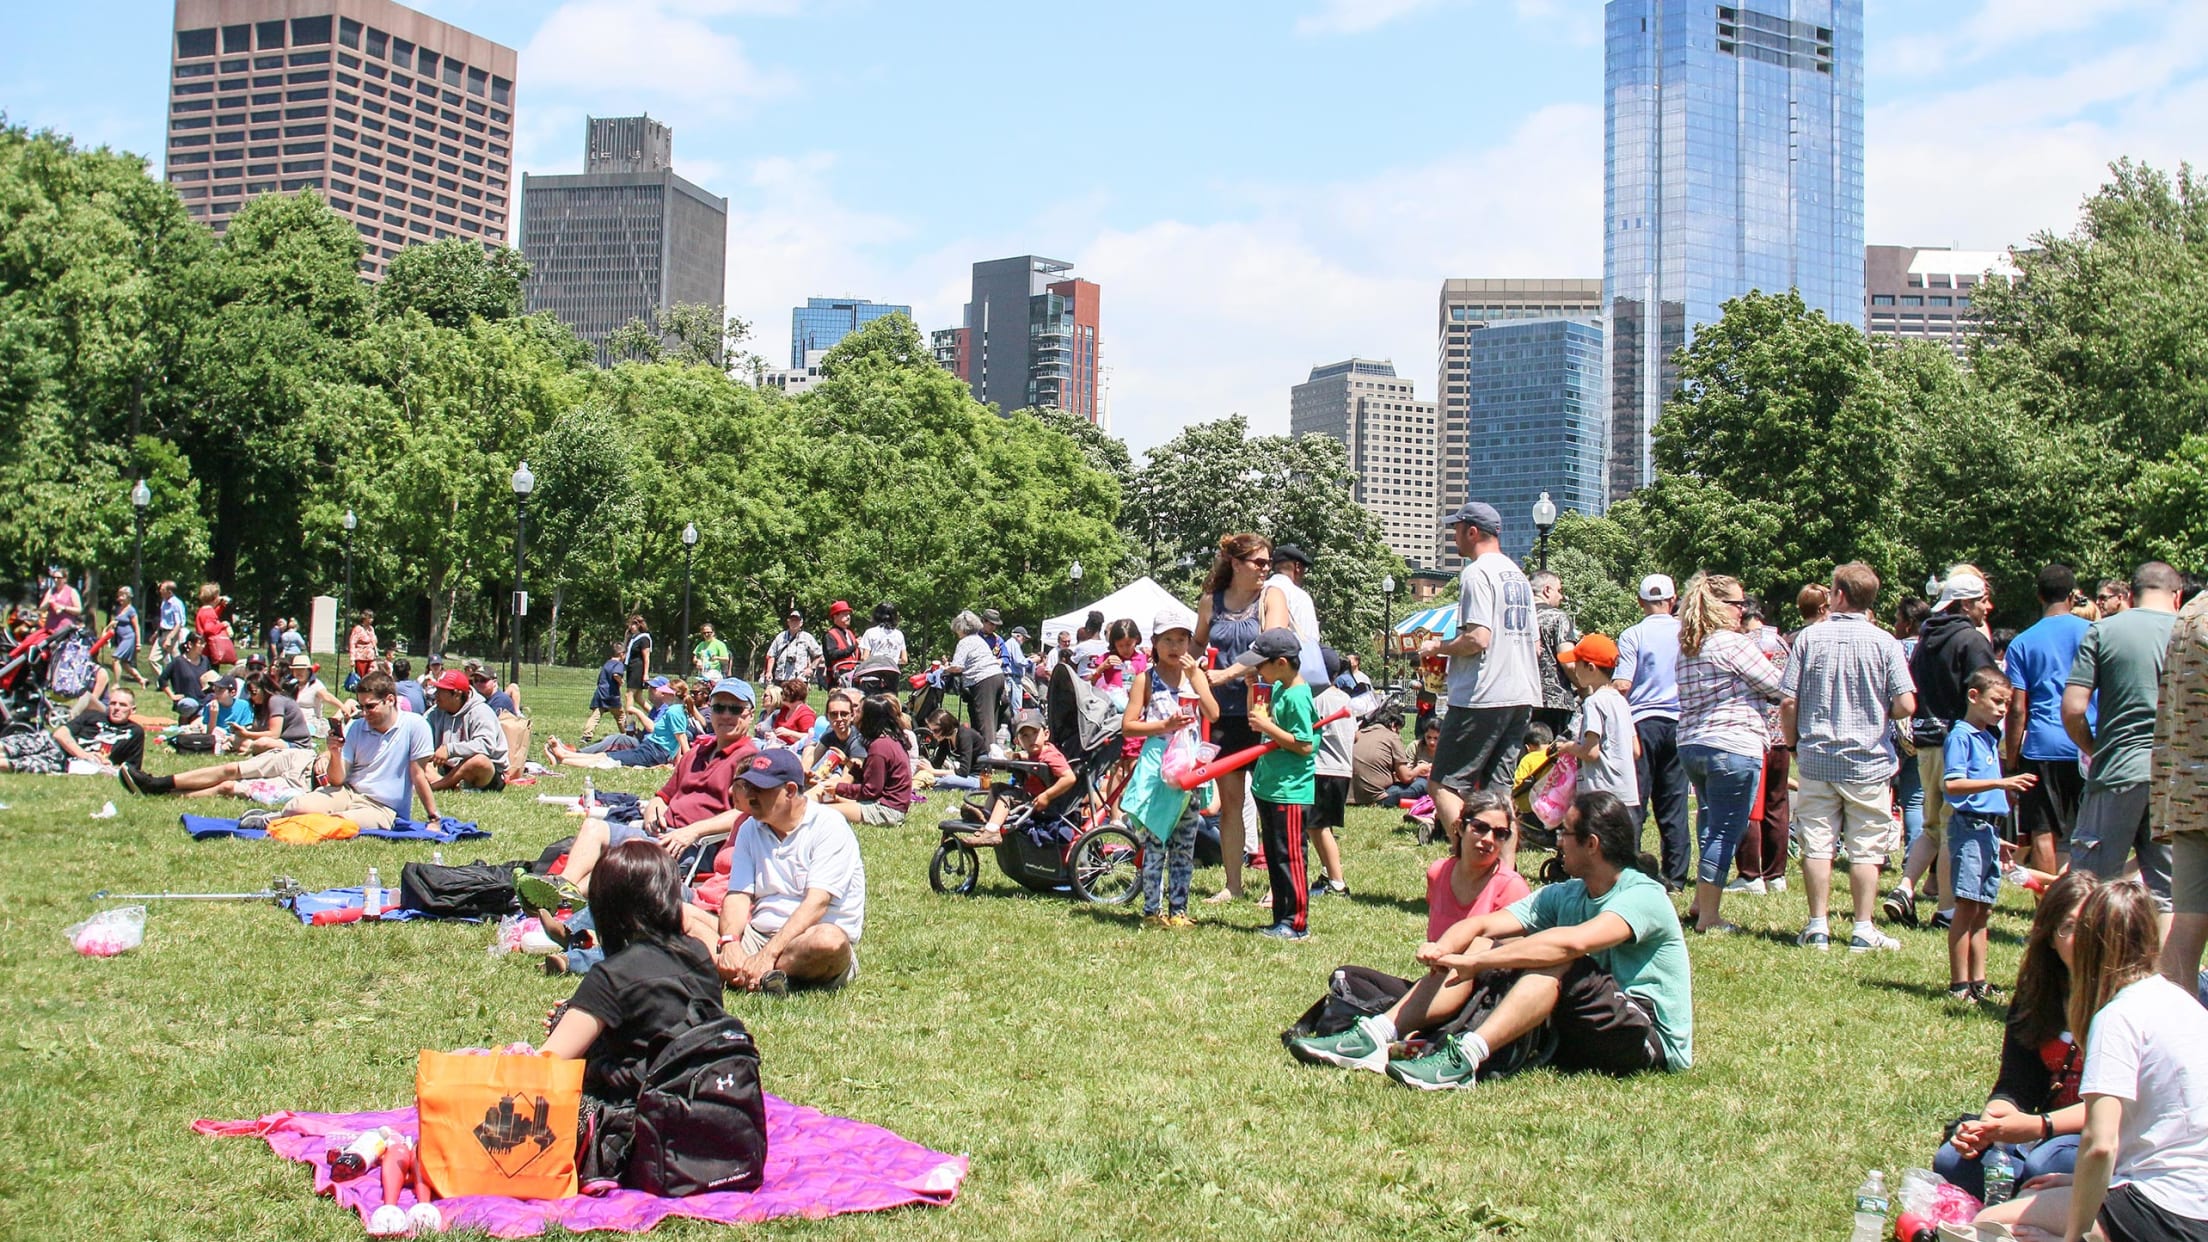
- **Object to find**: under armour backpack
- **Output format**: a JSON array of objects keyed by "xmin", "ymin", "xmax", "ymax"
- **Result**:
[{"xmin": 624, "ymin": 1005, "xmax": 767, "ymax": 1196}]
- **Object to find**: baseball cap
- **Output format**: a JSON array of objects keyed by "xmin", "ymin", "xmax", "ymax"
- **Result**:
[
  {"xmin": 1152, "ymin": 604, "xmax": 1198, "ymax": 637},
  {"xmin": 1444, "ymin": 501, "xmax": 1504, "ymax": 534},
  {"xmin": 829, "ymin": 600, "xmax": 852, "ymax": 615},
  {"xmin": 785, "ymin": 607, "xmax": 802, "ymax": 620},
  {"xmin": 736, "ymin": 749, "xmax": 807, "ymax": 790},
  {"xmin": 709, "ymin": 676, "xmax": 756, "ymax": 704},
  {"xmin": 1639, "ymin": 574, "xmax": 1677, "ymax": 602},
  {"xmin": 980, "ymin": 608, "xmax": 1003, "ymax": 625},
  {"xmin": 1934, "ymin": 571, "xmax": 1988, "ymax": 612},
  {"xmin": 431, "ymin": 670, "xmax": 471, "ymax": 693},
  {"xmin": 1271, "ymin": 544, "xmax": 1312, "ymax": 568},
  {"xmin": 1010, "ymin": 625, "xmax": 1030, "ymax": 639},
  {"xmin": 211, "ymin": 675, "xmax": 240, "ymax": 693},
  {"xmin": 648, "ymin": 676, "xmax": 673, "ymax": 691},
  {"xmin": 1013, "ymin": 708, "xmax": 1046, "ymax": 736},
  {"xmin": 1559, "ymin": 633, "xmax": 1620, "ymax": 669},
  {"xmin": 1233, "ymin": 627, "xmax": 1304, "ymax": 668}
]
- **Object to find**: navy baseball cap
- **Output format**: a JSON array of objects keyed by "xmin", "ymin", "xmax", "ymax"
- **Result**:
[
  {"xmin": 1234, "ymin": 627, "xmax": 1305, "ymax": 668},
  {"xmin": 1445, "ymin": 501, "xmax": 1503, "ymax": 534},
  {"xmin": 736, "ymin": 749, "xmax": 806, "ymax": 789}
]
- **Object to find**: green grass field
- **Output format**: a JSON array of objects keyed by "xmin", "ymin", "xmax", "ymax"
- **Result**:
[{"xmin": 0, "ymin": 665, "xmax": 2031, "ymax": 1240}]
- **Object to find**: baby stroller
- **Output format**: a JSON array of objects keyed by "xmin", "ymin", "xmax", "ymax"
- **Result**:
[
  {"xmin": 0, "ymin": 621, "xmax": 82, "ymax": 737},
  {"xmin": 927, "ymin": 667, "xmax": 1137, "ymax": 903}
]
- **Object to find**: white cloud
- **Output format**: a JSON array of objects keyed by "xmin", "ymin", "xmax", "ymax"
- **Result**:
[
  {"xmin": 520, "ymin": 0, "xmax": 794, "ymax": 110},
  {"xmin": 1294, "ymin": 0, "xmax": 1445, "ymax": 37},
  {"xmin": 1880, "ymin": 0, "xmax": 2174, "ymax": 76}
]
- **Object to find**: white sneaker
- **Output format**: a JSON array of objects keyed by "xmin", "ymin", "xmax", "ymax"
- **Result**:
[
  {"xmin": 518, "ymin": 926, "xmax": 560, "ymax": 956},
  {"xmin": 1849, "ymin": 928, "xmax": 1902, "ymax": 953},
  {"xmin": 1766, "ymin": 876, "xmax": 1787, "ymax": 893},
  {"xmin": 1722, "ymin": 877, "xmax": 1766, "ymax": 895}
]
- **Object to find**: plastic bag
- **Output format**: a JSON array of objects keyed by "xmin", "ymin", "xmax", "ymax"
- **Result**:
[
  {"xmin": 1531, "ymin": 753, "xmax": 1580, "ymax": 828},
  {"xmin": 486, "ymin": 913, "xmax": 532, "ymax": 957},
  {"xmin": 1896, "ymin": 1166, "xmax": 1982, "ymax": 1230},
  {"xmin": 68, "ymin": 906, "xmax": 146, "ymax": 957}
]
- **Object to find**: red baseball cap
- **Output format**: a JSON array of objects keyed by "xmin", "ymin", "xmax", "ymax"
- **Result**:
[
  {"xmin": 829, "ymin": 600, "xmax": 851, "ymax": 615},
  {"xmin": 430, "ymin": 670, "xmax": 471, "ymax": 693}
]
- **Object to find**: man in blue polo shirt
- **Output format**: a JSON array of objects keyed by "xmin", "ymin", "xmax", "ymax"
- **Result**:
[{"xmin": 1613, "ymin": 574, "xmax": 1689, "ymax": 890}]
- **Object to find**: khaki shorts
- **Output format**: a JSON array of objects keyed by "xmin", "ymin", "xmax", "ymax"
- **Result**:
[
  {"xmin": 1918, "ymin": 746, "xmax": 1950, "ymax": 836},
  {"xmin": 2170, "ymin": 832, "xmax": 2208, "ymax": 917},
  {"xmin": 856, "ymin": 802, "xmax": 906, "ymax": 827},
  {"xmin": 283, "ymin": 787, "xmax": 399, "ymax": 832},
  {"xmin": 1793, "ymin": 777, "xmax": 1898, "ymax": 864},
  {"xmin": 741, "ymin": 922, "xmax": 858, "ymax": 990},
  {"xmin": 236, "ymin": 746, "xmax": 317, "ymax": 785}
]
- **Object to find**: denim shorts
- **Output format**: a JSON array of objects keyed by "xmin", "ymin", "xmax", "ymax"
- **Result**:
[{"xmin": 1948, "ymin": 813, "xmax": 2002, "ymax": 905}]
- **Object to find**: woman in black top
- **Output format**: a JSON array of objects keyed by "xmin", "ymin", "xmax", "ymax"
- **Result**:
[
  {"xmin": 543, "ymin": 840, "xmax": 726, "ymax": 1103},
  {"xmin": 1934, "ymin": 870, "xmax": 2094, "ymax": 1199}
]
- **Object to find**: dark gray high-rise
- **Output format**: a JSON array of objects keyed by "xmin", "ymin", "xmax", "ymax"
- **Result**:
[
  {"xmin": 520, "ymin": 115, "xmax": 727, "ymax": 363},
  {"xmin": 960, "ymin": 256, "xmax": 1102, "ymax": 421}
]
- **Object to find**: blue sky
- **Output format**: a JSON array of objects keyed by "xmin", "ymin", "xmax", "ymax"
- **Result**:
[{"xmin": 6, "ymin": 0, "xmax": 2204, "ymax": 451}]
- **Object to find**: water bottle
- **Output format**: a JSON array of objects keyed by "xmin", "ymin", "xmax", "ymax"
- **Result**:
[
  {"xmin": 581, "ymin": 775, "xmax": 597, "ymax": 814},
  {"xmin": 432, "ymin": 848, "xmax": 444, "ymax": 867},
  {"xmin": 1983, "ymin": 1146, "xmax": 2017, "ymax": 1206},
  {"xmin": 1849, "ymin": 1170, "xmax": 1888, "ymax": 1242},
  {"xmin": 364, "ymin": 866, "xmax": 382, "ymax": 917}
]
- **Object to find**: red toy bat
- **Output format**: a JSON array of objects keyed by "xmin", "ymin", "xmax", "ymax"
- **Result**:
[{"xmin": 1168, "ymin": 705, "xmax": 1351, "ymax": 790}]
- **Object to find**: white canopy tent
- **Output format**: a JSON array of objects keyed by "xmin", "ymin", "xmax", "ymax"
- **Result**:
[{"xmin": 1038, "ymin": 576, "xmax": 1187, "ymax": 646}]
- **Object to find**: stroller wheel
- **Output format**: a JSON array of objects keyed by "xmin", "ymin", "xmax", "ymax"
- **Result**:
[
  {"xmin": 928, "ymin": 838, "xmax": 980, "ymax": 896},
  {"xmin": 1070, "ymin": 825, "xmax": 1142, "ymax": 905}
]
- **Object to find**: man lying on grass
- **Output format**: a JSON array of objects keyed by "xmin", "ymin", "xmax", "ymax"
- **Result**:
[{"xmin": 1288, "ymin": 790, "xmax": 1692, "ymax": 1088}]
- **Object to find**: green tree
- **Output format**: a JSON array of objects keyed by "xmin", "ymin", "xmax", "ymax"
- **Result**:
[
  {"xmin": 374, "ymin": 237, "xmax": 528, "ymax": 327},
  {"xmin": 1544, "ymin": 509, "xmax": 1652, "ymax": 638}
]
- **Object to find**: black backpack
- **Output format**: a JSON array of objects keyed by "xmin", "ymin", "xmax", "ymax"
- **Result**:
[
  {"xmin": 1282, "ymin": 964, "xmax": 1553, "ymax": 1081},
  {"xmin": 396, "ymin": 860, "xmax": 532, "ymax": 919},
  {"xmin": 623, "ymin": 995, "xmax": 768, "ymax": 1196}
]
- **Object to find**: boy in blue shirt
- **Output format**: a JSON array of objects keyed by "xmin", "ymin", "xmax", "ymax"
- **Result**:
[
  {"xmin": 1242, "ymin": 627, "xmax": 1319, "ymax": 940},
  {"xmin": 582, "ymin": 640, "xmax": 626, "ymax": 742},
  {"xmin": 1943, "ymin": 666, "xmax": 2038, "ymax": 1003}
]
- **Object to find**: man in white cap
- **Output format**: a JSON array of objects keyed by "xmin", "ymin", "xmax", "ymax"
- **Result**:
[
  {"xmin": 1887, "ymin": 567, "xmax": 1998, "ymax": 929},
  {"xmin": 1613, "ymin": 573, "xmax": 1690, "ymax": 889},
  {"xmin": 1420, "ymin": 502, "xmax": 1540, "ymax": 848}
]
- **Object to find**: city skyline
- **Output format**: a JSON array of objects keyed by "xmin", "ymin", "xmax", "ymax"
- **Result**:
[{"xmin": 11, "ymin": 1, "xmax": 2202, "ymax": 452}]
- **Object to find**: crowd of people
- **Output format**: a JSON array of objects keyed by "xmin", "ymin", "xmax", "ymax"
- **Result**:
[{"xmin": 15, "ymin": 501, "xmax": 2208, "ymax": 1238}]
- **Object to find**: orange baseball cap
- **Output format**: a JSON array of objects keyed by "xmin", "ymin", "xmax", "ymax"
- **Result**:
[{"xmin": 1559, "ymin": 634, "xmax": 1619, "ymax": 669}]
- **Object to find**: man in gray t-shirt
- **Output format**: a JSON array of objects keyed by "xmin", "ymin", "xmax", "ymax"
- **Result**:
[
  {"xmin": 1421, "ymin": 502, "xmax": 1539, "ymax": 852},
  {"xmin": 2064, "ymin": 561, "xmax": 2182, "ymax": 907}
]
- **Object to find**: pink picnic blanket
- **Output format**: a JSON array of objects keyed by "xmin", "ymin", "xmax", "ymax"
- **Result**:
[{"xmin": 194, "ymin": 1097, "xmax": 966, "ymax": 1236}]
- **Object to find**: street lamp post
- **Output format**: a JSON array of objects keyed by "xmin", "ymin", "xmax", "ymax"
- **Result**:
[
  {"xmin": 1531, "ymin": 491, "xmax": 1558, "ymax": 573},
  {"xmin": 130, "ymin": 479, "xmax": 150, "ymax": 644},
  {"xmin": 1381, "ymin": 573, "xmax": 1396, "ymax": 681},
  {"xmin": 681, "ymin": 522, "xmax": 698, "ymax": 671},
  {"xmin": 342, "ymin": 508, "xmax": 357, "ymax": 629},
  {"xmin": 509, "ymin": 461, "xmax": 534, "ymax": 689}
]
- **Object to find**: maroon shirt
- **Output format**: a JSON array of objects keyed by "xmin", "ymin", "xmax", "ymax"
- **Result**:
[
  {"xmin": 655, "ymin": 734, "xmax": 757, "ymax": 829},
  {"xmin": 834, "ymin": 733, "xmax": 915, "ymax": 811}
]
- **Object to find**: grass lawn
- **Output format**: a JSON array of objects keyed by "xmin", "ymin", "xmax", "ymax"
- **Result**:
[{"xmin": 0, "ymin": 664, "xmax": 2031, "ymax": 1240}]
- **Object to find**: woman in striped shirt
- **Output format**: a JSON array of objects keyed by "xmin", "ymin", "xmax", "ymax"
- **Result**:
[{"xmin": 1676, "ymin": 572, "xmax": 1786, "ymax": 934}]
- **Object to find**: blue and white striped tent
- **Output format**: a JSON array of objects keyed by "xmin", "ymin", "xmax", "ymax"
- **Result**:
[{"xmin": 1392, "ymin": 604, "xmax": 1456, "ymax": 640}]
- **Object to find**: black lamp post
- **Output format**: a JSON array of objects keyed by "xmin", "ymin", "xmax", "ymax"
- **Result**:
[
  {"xmin": 342, "ymin": 507, "xmax": 357, "ymax": 628},
  {"xmin": 130, "ymin": 479, "xmax": 150, "ymax": 645},
  {"xmin": 1531, "ymin": 491, "xmax": 1558, "ymax": 573},
  {"xmin": 680, "ymin": 522, "xmax": 698, "ymax": 670},
  {"xmin": 1381, "ymin": 572, "xmax": 1396, "ymax": 680},
  {"xmin": 509, "ymin": 461, "xmax": 534, "ymax": 688}
]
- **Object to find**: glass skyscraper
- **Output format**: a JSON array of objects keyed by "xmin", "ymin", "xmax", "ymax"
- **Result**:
[
  {"xmin": 1460, "ymin": 320, "xmax": 1608, "ymax": 563},
  {"xmin": 1604, "ymin": 0, "xmax": 1864, "ymax": 502},
  {"xmin": 790, "ymin": 297, "xmax": 912, "ymax": 368}
]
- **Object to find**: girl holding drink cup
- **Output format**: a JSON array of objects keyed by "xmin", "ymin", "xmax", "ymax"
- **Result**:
[{"xmin": 1122, "ymin": 606, "xmax": 1220, "ymax": 927}]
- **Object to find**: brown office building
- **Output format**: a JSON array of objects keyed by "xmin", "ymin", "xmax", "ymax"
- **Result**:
[
  {"xmin": 165, "ymin": 0, "xmax": 518, "ymax": 279},
  {"xmin": 1863, "ymin": 244, "xmax": 2019, "ymax": 360}
]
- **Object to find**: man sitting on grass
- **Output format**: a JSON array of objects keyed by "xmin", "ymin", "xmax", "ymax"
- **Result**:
[
  {"xmin": 424, "ymin": 669, "xmax": 508, "ymax": 791},
  {"xmin": 280, "ymin": 672, "xmax": 439, "ymax": 831},
  {"xmin": 716, "ymin": 749, "xmax": 865, "ymax": 995},
  {"xmin": 1288, "ymin": 790, "xmax": 1692, "ymax": 1088}
]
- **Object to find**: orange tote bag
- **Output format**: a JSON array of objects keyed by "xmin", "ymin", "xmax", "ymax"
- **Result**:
[{"xmin": 415, "ymin": 1049, "xmax": 584, "ymax": 1200}]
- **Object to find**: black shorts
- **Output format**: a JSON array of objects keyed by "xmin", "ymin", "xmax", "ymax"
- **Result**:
[
  {"xmin": 1431, "ymin": 705, "xmax": 1531, "ymax": 798},
  {"xmin": 1311, "ymin": 774, "xmax": 1349, "ymax": 830},
  {"xmin": 625, "ymin": 661, "xmax": 646, "ymax": 690},
  {"xmin": 2100, "ymin": 1182, "xmax": 2208, "ymax": 1242},
  {"xmin": 1212, "ymin": 713, "xmax": 1262, "ymax": 757},
  {"xmin": 1541, "ymin": 955, "xmax": 1667, "ymax": 1076},
  {"xmin": 2018, "ymin": 756, "xmax": 2085, "ymax": 841}
]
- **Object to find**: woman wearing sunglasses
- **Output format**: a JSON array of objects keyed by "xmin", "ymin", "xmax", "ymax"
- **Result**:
[
  {"xmin": 1674, "ymin": 572, "xmax": 1784, "ymax": 935},
  {"xmin": 1193, "ymin": 531, "xmax": 1273, "ymax": 905}
]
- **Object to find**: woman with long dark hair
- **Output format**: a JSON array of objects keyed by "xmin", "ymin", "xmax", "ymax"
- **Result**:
[
  {"xmin": 1978, "ymin": 881, "xmax": 2208, "ymax": 1240},
  {"xmin": 820, "ymin": 693, "xmax": 915, "ymax": 826},
  {"xmin": 543, "ymin": 840, "xmax": 727, "ymax": 1105},
  {"xmin": 1934, "ymin": 871, "xmax": 2096, "ymax": 1198},
  {"xmin": 1673, "ymin": 572, "xmax": 1783, "ymax": 934},
  {"xmin": 1193, "ymin": 532, "xmax": 1271, "ymax": 904}
]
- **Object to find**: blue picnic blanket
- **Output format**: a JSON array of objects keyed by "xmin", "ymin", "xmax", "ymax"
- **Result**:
[
  {"xmin": 182, "ymin": 814, "xmax": 488, "ymax": 843},
  {"xmin": 287, "ymin": 886, "xmax": 449, "ymax": 924}
]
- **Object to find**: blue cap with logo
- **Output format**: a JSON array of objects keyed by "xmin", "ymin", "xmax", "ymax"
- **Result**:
[{"xmin": 737, "ymin": 749, "xmax": 807, "ymax": 789}]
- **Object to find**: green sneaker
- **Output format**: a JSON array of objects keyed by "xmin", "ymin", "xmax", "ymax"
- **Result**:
[
  {"xmin": 1385, "ymin": 1033, "xmax": 1481, "ymax": 1091},
  {"xmin": 1285, "ymin": 1015, "xmax": 1390, "ymax": 1073},
  {"xmin": 515, "ymin": 871, "xmax": 585, "ymax": 918}
]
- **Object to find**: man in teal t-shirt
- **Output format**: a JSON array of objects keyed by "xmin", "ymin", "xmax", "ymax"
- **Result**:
[
  {"xmin": 1242, "ymin": 627, "xmax": 1318, "ymax": 940},
  {"xmin": 2064, "ymin": 562, "xmax": 2182, "ymax": 908},
  {"xmin": 1287, "ymin": 791, "xmax": 1692, "ymax": 1089}
]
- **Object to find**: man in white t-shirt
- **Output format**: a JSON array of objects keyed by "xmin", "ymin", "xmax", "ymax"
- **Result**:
[
  {"xmin": 1265, "ymin": 544, "xmax": 1329, "ymax": 689},
  {"xmin": 716, "ymin": 749, "xmax": 865, "ymax": 994},
  {"xmin": 1419, "ymin": 502, "xmax": 1540, "ymax": 847}
]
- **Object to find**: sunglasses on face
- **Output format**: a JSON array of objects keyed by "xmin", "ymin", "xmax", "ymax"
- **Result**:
[
  {"xmin": 1243, "ymin": 557, "xmax": 1272, "ymax": 570},
  {"xmin": 710, "ymin": 702, "xmax": 748, "ymax": 715},
  {"xmin": 356, "ymin": 698, "xmax": 389, "ymax": 711},
  {"xmin": 1718, "ymin": 596, "xmax": 1746, "ymax": 607},
  {"xmin": 1466, "ymin": 818, "xmax": 1512, "ymax": 838}
]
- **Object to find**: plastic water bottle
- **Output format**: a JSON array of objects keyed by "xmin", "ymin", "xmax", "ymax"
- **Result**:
[
  {"xmin": 582, "ymin": 776, "xmax": 597, "ymax": 814},
  {"xmin": 1984, "ymin": 1146, "xmax": 2017, "ymax": 1206},
  {"xmin": 432, "ymin": 849, "xmax": 444, "ymax": 867},
  {"xmin": 1850, "ymin": 1170, "xmax": 1888, "ymax": 1242},
  {"xmin": 364, "ymin": 866, "xmax": 382, "ymax": 917}
]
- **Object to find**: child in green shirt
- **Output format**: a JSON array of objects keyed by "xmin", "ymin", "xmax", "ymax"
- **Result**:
[{"xmin": 1241, "ymin": 627, "xmax": 1318, "ymax": 939}]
